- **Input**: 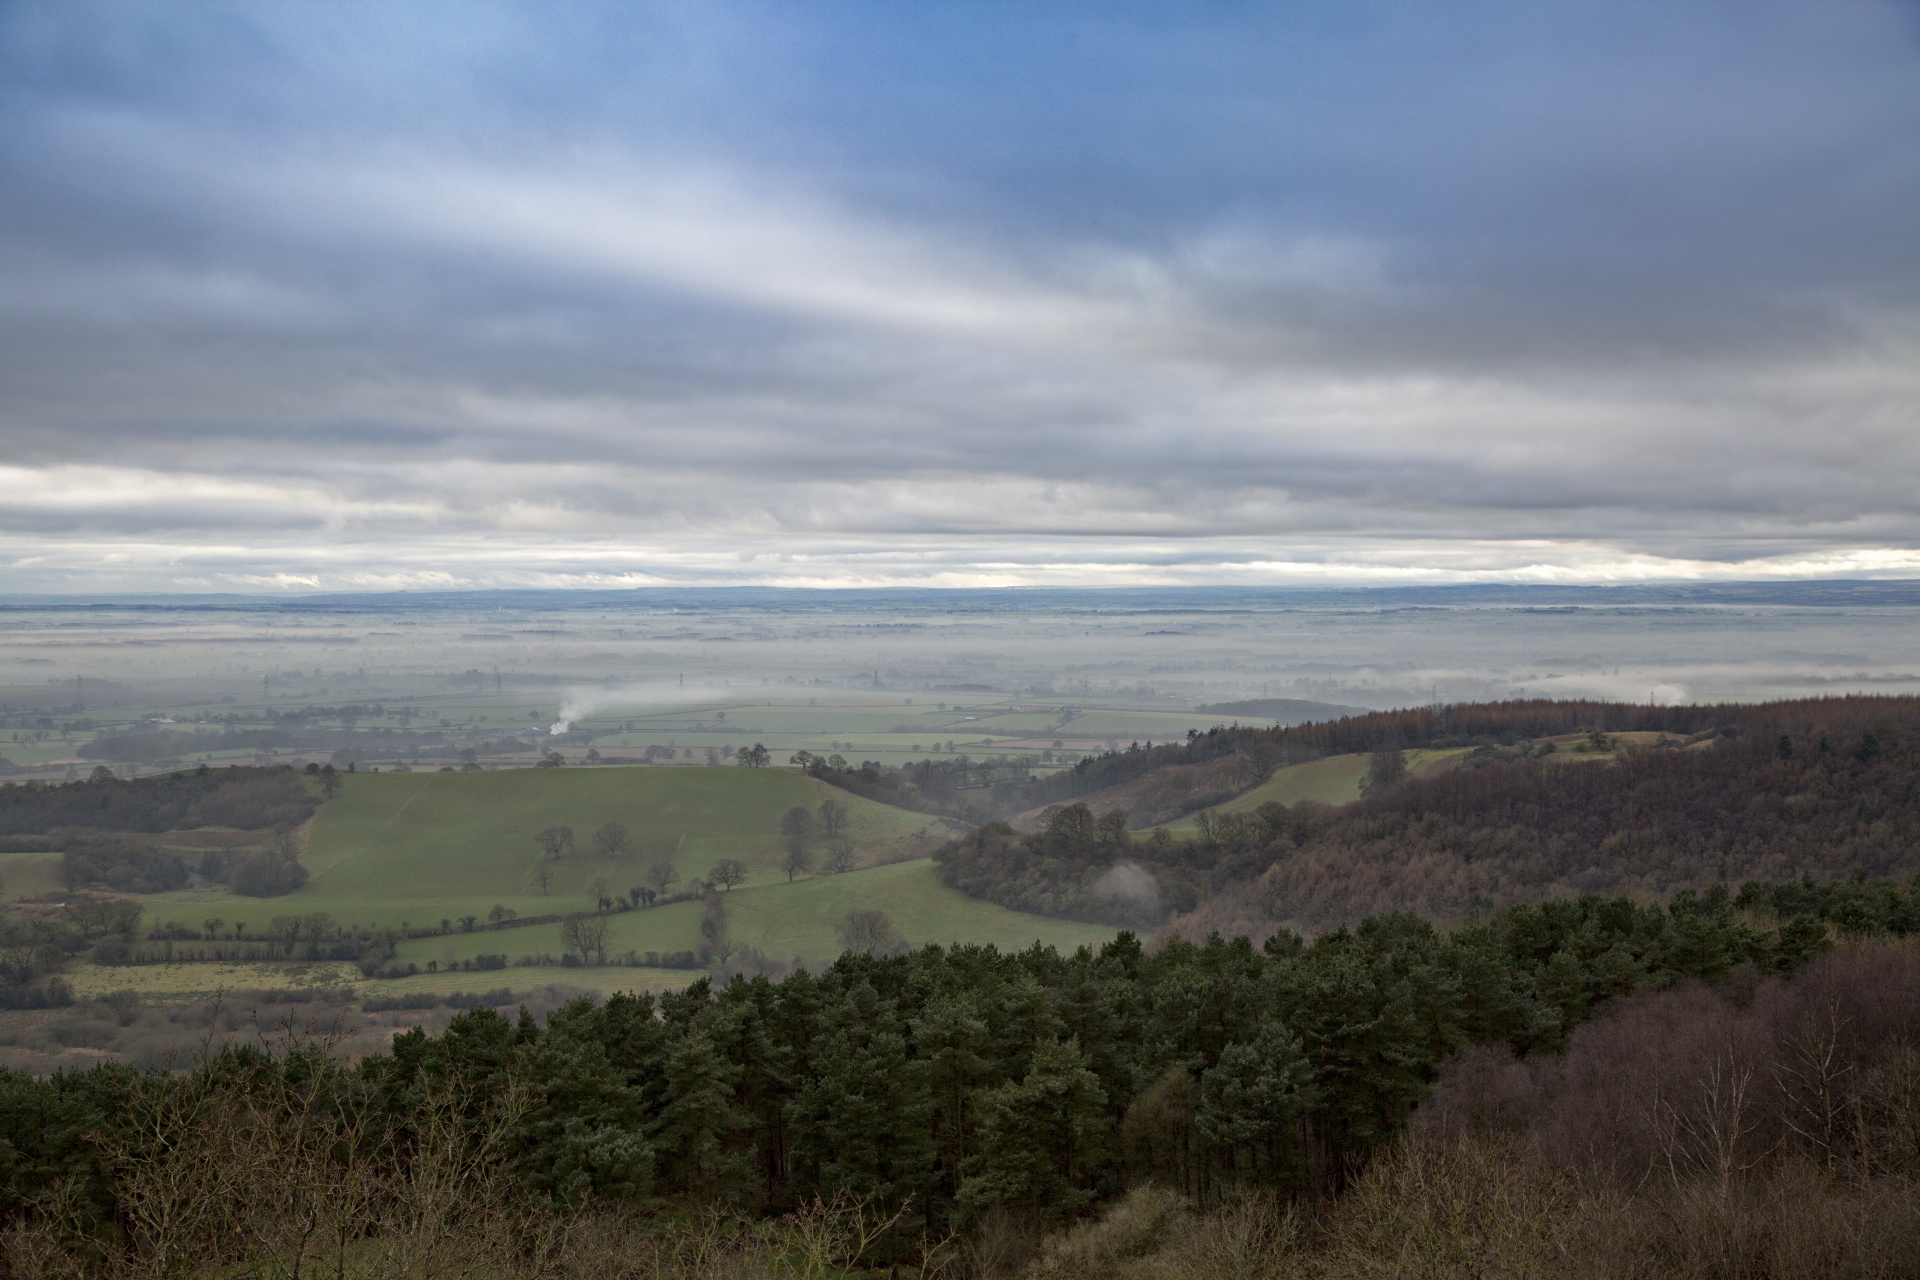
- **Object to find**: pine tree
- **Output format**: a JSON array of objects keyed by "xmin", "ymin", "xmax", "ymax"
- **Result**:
[
  {"xmin": 960, "ymin": 1037, "xmax": 1107, "ymax": 1221},
  {"xmin": 652, "ymin": 1026, "xmax": 749, "ymax": 1202},
  {"xmin": 1198, "ymin": 1021, "xmax": 1315, "ymax": 1188}
]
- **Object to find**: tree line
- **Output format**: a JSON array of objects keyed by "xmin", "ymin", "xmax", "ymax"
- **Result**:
[
  {"xmin": 0, "ymin": 764, "xmax": 319, "ymax": 837},
  {"xmin": 0, "ymin": 875, "xmax": 1909, "ymax": 1269},
  {"xmin": 810, "ymin": 694, "xmax": 1920, "ymax": 826}
]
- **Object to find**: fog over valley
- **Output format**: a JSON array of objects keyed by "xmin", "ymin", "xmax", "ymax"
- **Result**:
[{"xmin": 4, "ymin": 584, "xmax": 1917, "ymax": 780}]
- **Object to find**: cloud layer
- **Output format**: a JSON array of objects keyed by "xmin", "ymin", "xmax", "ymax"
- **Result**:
[{"xmin": 1, "ymin": 0, "xmax": 1917, "ymax": 590}]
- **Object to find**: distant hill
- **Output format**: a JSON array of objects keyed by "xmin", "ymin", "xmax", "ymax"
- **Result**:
[
  {"xmin": 930, "ymin": 695, "xmax": 1920, "ymax": 937},
  {"xmin": 1194, "ymin": 698, "xmax": 1372, "ymax": 724}
]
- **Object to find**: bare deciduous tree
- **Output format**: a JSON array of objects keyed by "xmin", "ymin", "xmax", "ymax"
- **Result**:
[
  {"xmin": 590, "ymin": 821, "xmax": 630, "ymax": 860},
  {"xmin": 836, "ymin": 908, "xmax": 907, "ymax": 956},
  {"xmin": 783, "ymin": 843, "xmax": 815, "ymax": 882},
  {"xmin": 561, "ymin": 914, "xmax": 611, "ymax": 964},
  {"xmin": 822, "ymin": 838, "xmax": 857, "ymax": 874},
  {"xmin": 535, "ymin": 825, "xmax": 574, "ymax": 860}
]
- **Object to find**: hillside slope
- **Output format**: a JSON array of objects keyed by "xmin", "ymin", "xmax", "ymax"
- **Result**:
[
  {"xmin": 127, "ymin": 766, "xmax": 1111, "ymax": 985},
  {"xmin": 932, "ymin": 696, "xmax": 1920, "ymax": 936},
  {"xmin": 139, "ymin": 765, "xmax": 933, "ymax": 931}
]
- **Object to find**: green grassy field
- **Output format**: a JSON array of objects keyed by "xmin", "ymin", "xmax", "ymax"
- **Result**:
[
  {"xmin": 389, "ymin": 858, "xmax": 1114, "ymax": 972},
  {"xmin": 0, "ymin": 851, "xmax": 64, "ymax": 901},
  {"xmin": 1054, "ymin": 710, "xmax": 1224, "ymax": 741},
  {"xmin": 1153, "ymin": 748, "xmax": 1466, "ymax": 834},
  {"xmin": 359, "ymin": 965, "xmax": 698, "ymax": 1001},
  {"xmin": 571, "ymin": 697, "xmax": 1236, "ymax": 762},
  {"xmin": 98, "ymin": 766, "xmax": 1111, "ymax": 998},
  {"xmin": 69, "ymin": 854, "xmax": 1119, "ymax": 1000},
  {"xmin": 64, "ymin": 958, "xmax": 364, "ymax": 999},
  {"xmin": 716, "ymin": 859, "xmax": 1114, "ymax": 960},
  {"xmin": 138, "ymin": 765, "xmax": 935, "ymax": 935}
]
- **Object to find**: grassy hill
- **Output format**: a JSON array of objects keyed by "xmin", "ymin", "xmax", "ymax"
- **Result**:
[
  {"xmin": 387, "ymin": 859, "xmax": 1114, "ymax": 971},
  {"xmin": 1151, "ymin": 748, "xmax": 1463, "ymax": 834},
  {"xmin": 117, "ymin": 765, "xmax": 1113, "ymax": 996},
  {"xmin": 143, "ymin": 765, "xmax": 925, "ymax": 930},
  {"xmin": 934, "ymin": 698, "xmax": 1920, "ymax": 937}
]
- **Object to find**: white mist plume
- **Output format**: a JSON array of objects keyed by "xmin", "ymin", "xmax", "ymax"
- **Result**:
[
  {"xmin": 548, "ymin": 682, "xmax": 736, "ymax": 735},
  {"xmin": 1091, "ymin": 860, "xmax": 1161, "ymax": 913}
]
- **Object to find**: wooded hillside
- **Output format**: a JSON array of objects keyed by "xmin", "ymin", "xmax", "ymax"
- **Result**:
[
  {"xmin": 928, "ymin": 696, "xmax": 1920, "ymax": 933},
  {"xmin": 0, "ymin": 765, "xmax": 317, "ymax": 836},
  {"xmin": 0, "ymin": 877, "xmax": 1907, "ymax": 1272}
]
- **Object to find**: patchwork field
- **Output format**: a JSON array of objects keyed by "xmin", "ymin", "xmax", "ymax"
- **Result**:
[
  {"xmin": 138, "ymin": 765, "xmax": 937, "ymax": 934},
  {"xmin": 573, "ymin": 697, "xmax": 1244, "ymax": 764},
  {"xmin": 78, "ymin": 766, "xmax": 1111, "ymax": 999},
  {"xmin": 388, "ymin": 859, "xmax": 1113, "ymax": 971},
  {"xmin": 2, "ymin": 668, "xmax": 1295, "ymax": 781}
]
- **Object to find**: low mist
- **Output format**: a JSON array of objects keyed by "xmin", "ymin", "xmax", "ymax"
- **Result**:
[{"xmin": 1092, "ymin": 861, "xmax": 1161, "ymax": 916}]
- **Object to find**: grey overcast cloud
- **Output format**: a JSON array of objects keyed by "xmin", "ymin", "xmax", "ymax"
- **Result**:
[{"xmin": 1, "ymin": 0, "xmax": 1917, "ymax": 591}]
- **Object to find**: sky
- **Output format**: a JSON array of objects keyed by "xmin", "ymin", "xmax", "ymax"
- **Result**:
[{"xmin": 1, "ymin": 0, "xmax": 1917, "ymax": 592}]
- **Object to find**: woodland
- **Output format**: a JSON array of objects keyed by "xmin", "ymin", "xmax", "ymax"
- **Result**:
[
  {"xmin": 0, "ymin": 877, "xmax": 1914, "ymax": 1274},
  {"xmin": 0, "ymin": 766, "xmax": 318, "ymax": 839},
  {"xmin": 927, "ymin": 696, "xmax": 1920, "ymax": 933}
]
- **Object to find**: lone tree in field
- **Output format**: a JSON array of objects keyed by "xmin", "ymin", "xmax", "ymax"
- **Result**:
[
  {"xmin": 645, "ymin": 860, "xmax": 677, "ymax": 896},
  {"xmin": 590, "ymin": 821, "xmax": 630, "ymax": 860},
  {"xmin": 529, "ymin": 860, "xmax": 552, "ymax": 895},
  {"xmin": 835, "ymin": 908, "xmax": 906, "ymax": 957},
  {"xmin": 817, "ymin": 797, "xmax": 847, "ymax": 840},
  {"xmin": 588, "ymin": 874, "xmax": 611, "ymax": 912},
  {"xmin": 822, "ymin": 837, "xmax": 856, "ymax": 874},
  {"xmin": 780, "ymin": 805, "xmax": 815, "ymax": 849},
  {"xmin": 782, "ymin": 842, "xmax": 815, "ymax": 882},
  {"xmin": 317, "ymin": 764, "xmax": 342, "ymax": 799},
  {"xmin": 779, "ymin": 806, "xmax": 816, "ymax": 880},
  {"xmin": 1364, "ymin": 746, "xmax": 1408, "ymax": 794},
  {"xmin": 736, "ymin": 743, "xmax": 771, "ymax": 767},
  {"xmin": 535, "ymin": 825, "xmax": 574, "ymax": 860},
  {"xmin": 709, "ymin": 858, "xmax": 748, "ymax": 892},
  {"xmin": 560, "ymin": 915, "xmax": 610, "ymax": 965}
]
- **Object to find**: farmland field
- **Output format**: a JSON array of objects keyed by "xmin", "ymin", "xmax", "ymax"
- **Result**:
[
  {"xmin": 98, "ymin": 765, "xmax": 1110, "ymax": 998},
  {"xmin": 713, "ymin": 859, "xmax": 1114, "ymax": 959},
  {"xmin": 388, "ymin": 859, "xmax": 1113, "ymax": 972},
  {"xmin": 0, "ymin": 851, "xmax": 64, "ymax": 901},
  {"xmin": 139, "ymin": 765, "xmax": 937, "ymax": 934},
  {"xmin": 63, "ymin": 958, "xmax": 363, "ymax": 998},
  {"xmin": 1152, "ymin": 748, "xmax": 1466, "ymax": 834}
]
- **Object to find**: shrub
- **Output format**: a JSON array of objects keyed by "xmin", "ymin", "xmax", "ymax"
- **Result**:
[
  {"xmin": 59, "ymin": 837, "xmax": 188, "ymax": 894},
  {"xmin": 228, "ymin": 852, "xmax": 309, "ymax": 897}
]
